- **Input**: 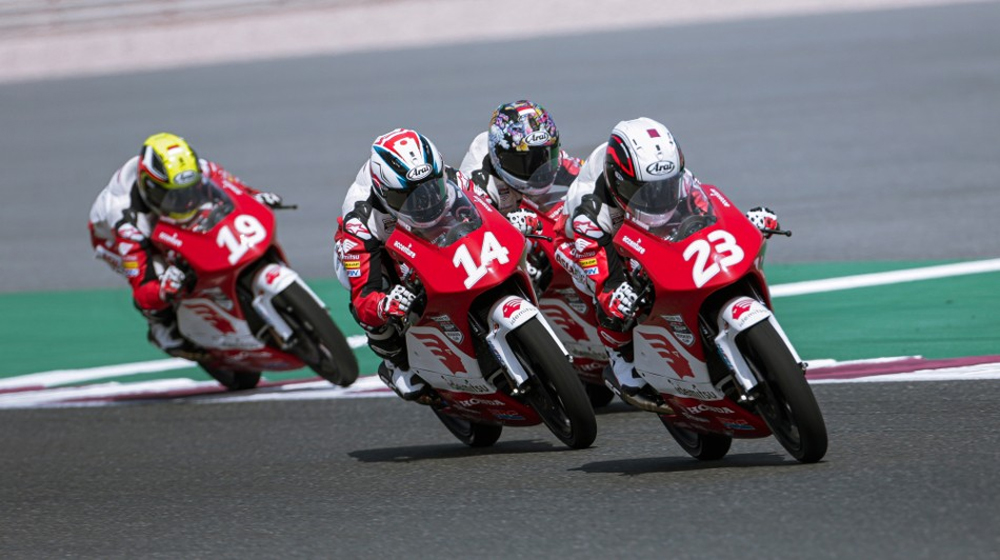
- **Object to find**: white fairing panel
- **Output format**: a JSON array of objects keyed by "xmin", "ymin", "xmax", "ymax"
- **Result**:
[{"xmin": 177, "ymin": 298, "xmax": 263, "ymax": 350}]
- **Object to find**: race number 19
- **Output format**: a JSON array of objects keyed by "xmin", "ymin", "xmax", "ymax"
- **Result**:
[
  {"xmin": 217, "ymin": 215, "xmax": 266, "ymax": 265},
  {"xmin": 453, "ymin": 231, "xmax": 510, "ymax": 289}
]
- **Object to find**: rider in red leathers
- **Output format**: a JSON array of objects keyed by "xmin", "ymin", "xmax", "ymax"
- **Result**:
[
  {"xmin": 88, "ymin": 132, "xmax": 284, "ymax": 360},
  {"xmin": 333, "ymin": 129, "xmax": 475, "ymax": 401},
  {"xmin": 561, "ymin": 117, "xmax": 780, "ymax": 410}
]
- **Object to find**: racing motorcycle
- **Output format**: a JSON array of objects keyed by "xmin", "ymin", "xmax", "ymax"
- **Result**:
[
  {"xmin": 149, "ymin": 180, "xmax": 358, "ymax": 390},
  {"xmin": 384, "ymin": 182, "xmax": 597, "ymax": 449},
  {"xmin": 607, "ymin": 181, "xmax": 827, "ymax": 463},
  {"xmin": 519, "ymin": 187, "xmax": 615, "ymax": 408}
]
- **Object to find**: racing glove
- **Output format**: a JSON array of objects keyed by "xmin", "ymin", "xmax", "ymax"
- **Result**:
[
  {"xmin": 254, "ymin": 191, "xmax": 283, "ymax": 208},
  {"xmin": 607, "ymin": 282, "xmax": 639, "ymax": 321},
  {"xmin": 158, "ymin": 265, "xmax": 187, "ymax": 302},
  {"xmin": 746, "ymin": 206, "xmax": 780, "ymax": 233},
  {"xmin": 506, "ymin": 209, "xmax": 543, "ymax": 235},
  {"xmin": 378, "ymin": 284, "xmax": 417, "ymax": 320}
]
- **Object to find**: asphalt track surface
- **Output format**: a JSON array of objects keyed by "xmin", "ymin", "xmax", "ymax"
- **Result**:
[{"xmin": 2, "ymin": 3, "xmax": 1000, "ymax": 558}]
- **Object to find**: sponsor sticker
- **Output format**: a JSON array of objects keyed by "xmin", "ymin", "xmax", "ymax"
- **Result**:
[
  {"xmin": 344, "ymin": 261, "xmax": 361, "ymax": 270},
  {"xmin": 579, "ymin": 257, "xmax": 598, "ymax": 267}
]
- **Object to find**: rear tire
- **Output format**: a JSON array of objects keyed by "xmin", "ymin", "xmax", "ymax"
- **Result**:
[
  {"xmin": 660, "ymin": 417, "xmax": 732, "ymax": 460},
  {"xmin": 510, "ymin": 318, "xmax": 597, "ymax": 449},
  {"xmin": 272, "ymin": 283, "xmax": 359, "ymax": 387},
  {"xmin": 740, "ymin": 320, "xmax": 828, "ymax": 463},
  {"xmin": 202, "ymin": 367, "xmax": 261, "ymax": 391},
  {"xmin": 432, "ymin": 409, "xmax": 503, "ymax": 447},
  {"xmin": 585, "ymin": 383, "xmax": 615, "ymax": 408}
]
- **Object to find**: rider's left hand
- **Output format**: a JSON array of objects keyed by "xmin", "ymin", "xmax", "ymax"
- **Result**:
[
  {"xmin": 254, "ymin": 191, "xmax": 283, "ymax": 208},
  {"xmin": 746, "ymin": 206, "xmax": 780, "ymax": 233},
  {"xmin": 158, "ymin": 265, "xmax": 187, "ymax": 302}
]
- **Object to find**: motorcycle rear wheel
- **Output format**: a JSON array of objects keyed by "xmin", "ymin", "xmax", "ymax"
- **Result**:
[
  {"xmin": 740, "ymin": 320, "xmax": 828, "ymax": 463},
  {"xmin": 432, "ymin": 409, "xmax": 503, "ymax": 447},
  {"xmin": 585, "ymin": 383, "xmax": 616, "ymax": 408},
  {"xmin": 510, "ymin": 318, "xmax": 597, "ymax": 449},
  {"xmin": 272, "ymin": 283, "xmax": 359, "ymax": 387},
  {"xmin": 201, "ymin": 367, "xmax": 261, "ymax": 391},
  {"xmin": 659, "ymin": 417, "xmax": 732, "ymax": 460}
]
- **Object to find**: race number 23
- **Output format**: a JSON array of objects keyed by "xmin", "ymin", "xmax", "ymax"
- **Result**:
[
  {"xmin": 453, "ymin": 231, "xmax": 510, "ymax": 289},
  {"xmin": 217, "ymin": 215, "xmax": 267, "ymax": 265},
  {"xmin": 683, "ymin": 230, "xmax": 744, "ymax": 288}
]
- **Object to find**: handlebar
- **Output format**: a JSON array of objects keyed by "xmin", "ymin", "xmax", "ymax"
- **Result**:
[
  {"xmin": 272, "ymin": 203, "xmax": 299, "ymax": 210},
  {"xmin": 524, "ymin": 233, "xmax": 554, "ymax": 242},
  {"xmin": 762, "ymin": 228, "xmax": 792, "ymax": 237}
]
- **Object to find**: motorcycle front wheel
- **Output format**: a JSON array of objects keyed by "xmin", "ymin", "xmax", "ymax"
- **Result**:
[
  {"xmin": 659, "ymin": 417, "xmax": 732, "ymax": 460},
  {"xmin": 739, "ymin": 320, "xmax": 828, "ymax": 463},
  {"xmin": 510, "ymin": 318, "xmax": 597, "ymax": 449},
  {"xmin": 432, "ymin": 409, "xmax": 503, "ymax": 447},
  {"xmin": 272, "ymin": 283, "xmax": 359, "ymax": 387}
]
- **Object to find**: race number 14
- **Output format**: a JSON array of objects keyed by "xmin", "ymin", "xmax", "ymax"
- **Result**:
[
  {"xmin": 453, "ymin": 231, "xmax": 510, "ymax": 289},
  {"xmin": 683, "ymin": 230, "xmax": 744, "ymax": 288}
]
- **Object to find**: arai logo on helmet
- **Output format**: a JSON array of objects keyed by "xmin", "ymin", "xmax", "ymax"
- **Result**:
[
  {"xmin": 645, "ymin": 160, "xmax": 675, "ymax": 176},
  {"xmin": 405, "ymin": 163, "xmax": 432, "ymax": 181},
  {"xmin": 172, "ymin": 170, "xmax": 198, "ymax": 186},
  {"xmin": 524, "ymin": 131, "xmax": 551, "ymax": 146}
]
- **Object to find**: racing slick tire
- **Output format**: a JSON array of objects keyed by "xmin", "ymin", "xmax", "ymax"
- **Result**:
[
  {"xmin": 432, "ymin": 409, "xmax": 504, "ymax": 447},
  {"xmin": 272, "ymin": 283, "xmax": 359, "ymax": 387}
]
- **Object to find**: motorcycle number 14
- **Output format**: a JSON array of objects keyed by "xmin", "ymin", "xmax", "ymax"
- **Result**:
[
  {"xmin": 217, "ymin": 214, "xmax": 267, "ymax": 265},
  {"xmin": 453, "ymin": 231, "xmax": 510, "ymax": 289},
  {"xmin": 682, "ymin": 230, "xmax": 744, "ymax": 288}
]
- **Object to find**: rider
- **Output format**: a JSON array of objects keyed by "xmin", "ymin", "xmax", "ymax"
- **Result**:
[
  {"xmin": 334, "ymin": 128, "xmax": 472, "ymax": 402},
  {"xmin": 459, "ymin": 100, "xmax": 584, "ymax": 290},
  {"xmin": 562, "ymin": 117, "xmax": 780, "ymax": 409},
  {"xmin": 88, "ymin": 132, "xmax": 284, "ymax": 361}
]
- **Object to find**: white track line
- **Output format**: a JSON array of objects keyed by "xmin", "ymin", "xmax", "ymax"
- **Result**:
[{"xmin": 771, "ymin": 258, "xmax": 1000, "ymax": 297}]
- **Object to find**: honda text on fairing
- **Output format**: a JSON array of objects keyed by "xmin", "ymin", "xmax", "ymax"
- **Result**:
[
  {"xmin": 385, "ymin": 181, "xmax": 596, "ymax": 449},
  {"xmin": 610, "ymin": 181, "xmax": 827, "ymax": 463},
  {"xmin": 149, "ymin": 179, "xmax": 358, "ymax": 390}
]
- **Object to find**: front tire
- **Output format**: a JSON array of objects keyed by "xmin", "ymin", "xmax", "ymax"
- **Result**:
[
  {"xmin": 510, "ymin": 318, "xmax": 597, "ymax": 449},
  {"xmin": 740, "ymin": 320, "xmax": 828, "ymax": 463},
  {"xmin": 432, "ymin": 409, "xmax": 503, "ymax": 447},
  {"xmin": 272, "ymin": 283, "xmax": 359, "ymax": 387}
]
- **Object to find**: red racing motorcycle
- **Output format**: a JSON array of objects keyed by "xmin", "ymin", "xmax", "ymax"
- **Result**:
[
  {"xmin": 519, "ymin": 187, "xmax": 615, "ymax": 408},
  {"xmin": 611, "ymin": 181, "xmax": 827, "ymax": 463},
  {"xmin": 384, "ymin": 182, "xmax": 596, "ymax": 449},
  {"xmin": 150, "ymin": 180, "xmax": 358, "ymax": 390}
]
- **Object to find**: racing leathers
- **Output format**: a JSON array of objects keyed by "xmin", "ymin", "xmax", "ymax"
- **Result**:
[{"xmin": 88, "ymin": 156, "xmax": 274, "ymax": 359}]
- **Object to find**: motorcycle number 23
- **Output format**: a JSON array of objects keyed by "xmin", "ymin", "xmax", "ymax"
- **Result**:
[
  {"xmin": 682, "ymin": 230, "xmax": 744, "ymax": 288},
  {"xmin": 453, "ymin": 231, "xmax": 510, "ymax": 289},
  {"xmin": 217, "ymin": 215, "xmax": 267, "ymax": 265}
]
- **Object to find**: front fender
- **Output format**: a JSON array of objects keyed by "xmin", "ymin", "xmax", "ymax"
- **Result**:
[
  {"xmin": 252, "ymin": 263, "xmax": 326, "ymax": 343},
  {"xmin": 486, "ymin": 295, "xmax": 569, "ymax": 388},
  {"xmin": 714, "ymin": 296, "xmax": 803, "ymax": 392}
]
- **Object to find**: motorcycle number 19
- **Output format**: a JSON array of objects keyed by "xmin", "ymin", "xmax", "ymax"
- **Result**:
[
  {"xmin": 453, "ymin": 231, "xmax": 510, "ymax": 289},
  {"xmin": 217, "ymin": 215, "xmax": 267, "ymax": 265},
  {"xmin": 683, "ymin": 230, "xmax": 744, "ymax": 288}
]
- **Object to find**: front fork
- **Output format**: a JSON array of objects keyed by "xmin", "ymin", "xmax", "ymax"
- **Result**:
[
  {"xmin": 485, "ymin": 295, "xmax": 569, "ymax": 393},
  {"xmin": 250, "ymin": 263, "xmax": 326, "ymax": 346},
  {"xmin": 713, "ymin": 296, "xmax": 804, "ymax": 396}
]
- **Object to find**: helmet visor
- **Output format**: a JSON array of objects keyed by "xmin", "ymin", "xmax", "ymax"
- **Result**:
[
  {"xmin": 494, "ymin": 145, "xmax": 560, "ymax": 195},
  {"xmin": 396, "ymin": 176, "xmax": 454, "ymax": 228},
  {"xmin": 159, "ymin": 180, "xmax": 212, "ymax": 223},
  {"xmin": 622, "ymin": 174, "xmax": 684, "ymax": 228}
]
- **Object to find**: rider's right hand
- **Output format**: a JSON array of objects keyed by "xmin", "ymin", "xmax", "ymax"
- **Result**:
[
  {"xmin": 158, "ymin": 265, "xmax": 187, "ymax": 302},
  {"xmin": 378, "ymin": 284, "xmax": 417, "ymax": 320}
]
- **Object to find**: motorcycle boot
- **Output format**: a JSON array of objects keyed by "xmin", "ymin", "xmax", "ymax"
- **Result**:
[
  {"xmin": 602, "ymin": 346, "xmax": 674, "ymax": 414},
  {"xmin": 377, "ymin": 361, "xmax": 441, "ymax": 406}
]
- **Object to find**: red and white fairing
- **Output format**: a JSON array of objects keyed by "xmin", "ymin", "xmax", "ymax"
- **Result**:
[{"xmin": 616, "ymin": 184, "xmax": 803, "ymax": 438}]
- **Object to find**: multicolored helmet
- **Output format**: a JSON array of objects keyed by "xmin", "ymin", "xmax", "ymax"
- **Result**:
[
  {"xmin": 604, "ymin": 117, "xmax": 686, "ymax": 225},
  {"xmin": 369, "ymin": 128, "xmax": 451, "ymax": 227},
  {"xmin": 487, "ymin": 100, "xmax": 561, "ymax": 196},
  {"xmin": 136, "ymin": 132, "xmax": 204, "ymax": 223}
]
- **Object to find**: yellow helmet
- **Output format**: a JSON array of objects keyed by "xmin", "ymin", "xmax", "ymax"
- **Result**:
[{"xmin": 137, "ymin": 132, "xmax": 204, "ymax": 222}]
